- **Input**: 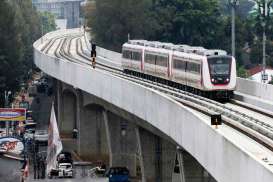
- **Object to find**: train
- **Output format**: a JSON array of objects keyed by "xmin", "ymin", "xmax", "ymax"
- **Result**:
[{"xmin": 121, "ymin": 40, "xmax": 236, "ymax": 100}]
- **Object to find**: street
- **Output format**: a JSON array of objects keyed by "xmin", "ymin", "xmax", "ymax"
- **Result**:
[{"xmin": 0, "ymin": 157, "xmax": 22, "ymax": 182}]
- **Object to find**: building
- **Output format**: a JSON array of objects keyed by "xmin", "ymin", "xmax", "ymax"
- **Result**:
[
  {"xmin": 32, "ymin": 0, "xmax": 83, "ymax": 29},
  {"xmin": 248, "ymin": 65, "xmax": 273, "ymax": 83}
]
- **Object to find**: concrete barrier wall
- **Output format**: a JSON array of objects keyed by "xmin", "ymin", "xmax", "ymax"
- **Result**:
[
  {"xmin": 236, "ymin": 78, "xmax": 273, "ymax": 102},
  {"xmin": 96, "ymin": 46, "xmax": 122, "ymax": 64},
  {"xmin": 82, "ymin": 32, "xmax": 122, "ymax": 67},
  {"xmin": 34, "ymin": 30, "xmax": 273, "ymax": 182}
]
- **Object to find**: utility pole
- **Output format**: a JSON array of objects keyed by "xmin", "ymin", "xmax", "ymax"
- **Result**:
[
  {"xmin": 4, "ymin": 90, "xmax": 11, "ymax": 136},
  {"xmin": 261, "ymin": 0, "xmax": 268, "ymax": 83},
  {"xmin": 229, "ymin": 0, "xmax": 239, "ymax": 58}
]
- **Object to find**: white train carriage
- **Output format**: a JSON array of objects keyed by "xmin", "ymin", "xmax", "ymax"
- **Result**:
[
  {"xmin": 122, "ymin": 43, "xmax": 144, "ymax": 72},
  {"xmin": 171, "ymin": 51, "xmax": 204, "ymax": 90},
  {"xmin": 144, "ymin": 47, "xmax": 170, "ymax": 79},
  {"xmin": 122, "ymin": 40, "xmax": 236, "ymax": 99}
]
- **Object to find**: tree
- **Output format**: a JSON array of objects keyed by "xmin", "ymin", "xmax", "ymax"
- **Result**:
[
  {"xmin": 87, "ymin": 0, "xmax": 229, "ymax": 51},
  {"xmin": 237, "ymin": 65, "xmax": 249, "ymax": 78},
  {"xmin": 219, "ymin": 0, "xmax": 255, "ymax": 18},
  {"xmin": 87, "ymin": 0, "xmax": 152, "ymax": 51},
  {"xmin": 0, "ymin": 0, "xmax": 42, "ymax": 106},
  {"xmin": 0, "ymin": 1, "xmax": 23, "ymax": 106},
  {"xmin": 39, "ymin": 11, "xmax": 57, "ymax": 34}
]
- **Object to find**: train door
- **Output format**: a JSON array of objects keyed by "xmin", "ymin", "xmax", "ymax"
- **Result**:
[
  {"xmin": 172, "ymin": 57, "xmax": 187, "ymax": 85},
  {"xmin": 144, "ymin": 53, "xmax": 156, "ymax": 75}
]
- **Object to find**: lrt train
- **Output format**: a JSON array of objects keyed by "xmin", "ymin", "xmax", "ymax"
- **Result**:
[{"xmin": 121, "ymin": 40, "xmax": 236, "ymax": 100}]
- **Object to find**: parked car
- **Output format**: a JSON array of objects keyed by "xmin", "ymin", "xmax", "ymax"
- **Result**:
[
  {"xmin": 48, "ymin": 152, "xmax": 74, "ymax": 179},
  {"xmin": 105, "ymin": 167, "xmax": 129, "ymax": 182},
  {"xmin": 58, "ymin": 162, "xmax": 73, "ymax": 178}
]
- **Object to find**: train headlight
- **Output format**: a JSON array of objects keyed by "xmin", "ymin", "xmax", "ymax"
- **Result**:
[
  {"xmin": 211, "ymin": 78, "xmax": 215, "ymax": 83},
  {"xmin": 226, "ymin": 78, "xmax": 230, "ymax": 82}
]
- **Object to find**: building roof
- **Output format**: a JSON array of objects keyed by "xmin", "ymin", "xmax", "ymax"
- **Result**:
[{"xmin": 248, "ymin": 65, "xmax": 273, "ymax": 76}]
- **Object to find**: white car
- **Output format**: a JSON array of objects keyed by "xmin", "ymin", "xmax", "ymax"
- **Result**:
[
  {"xmin": 34, "ymin": 130, "xmax": 48, "ymax": 142},
  {"xmin": 58, "ymin": 163, "xmax": 73, "ymax": 178}
]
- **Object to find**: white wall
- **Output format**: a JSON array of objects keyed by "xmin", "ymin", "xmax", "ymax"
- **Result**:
[{"xmin": 236, "ymin": 77, "xmax": 273, "ymax": 102}]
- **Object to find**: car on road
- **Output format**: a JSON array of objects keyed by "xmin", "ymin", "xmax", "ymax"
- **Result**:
[
  {"xmin": 48, "ymin": 152, "xmax": 74, "ymax": 179},
  {"xmin": 58, "ymin": 162, "xmax": 73, "ymax": 178},
  {"xmin": 105, "ymin": 167, "xmax": 129, "ymax": 182}
]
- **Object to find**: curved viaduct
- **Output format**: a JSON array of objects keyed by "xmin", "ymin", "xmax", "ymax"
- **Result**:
[{"xmin": 33, "ymin": 29, "xmax": 273, "ymax": 182}]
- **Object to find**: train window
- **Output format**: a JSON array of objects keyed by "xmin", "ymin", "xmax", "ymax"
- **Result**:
[
  {"xmin": 132, "ymin": 51, "xmax": 142, "ymax": 61},
  {"xmin": 156, "ymin": 56, "xmax": 168, "ymax": 67},
  {"xmin": 208, "ymin": 57, "xmax": 231, "ymax": 76},
  {"xmin": 145, "ymin": 54, "xmax": 156, "ymax": 65},
  {"xmin": 122, "ymin": 50, "xmax": 132, "ymax": 59},
  {"xmin": 187, "ymin": 62, "xmax": 200, "ymax": 74},
  {"xmin": 173, "ymin": 59, "xmax": 186, "ymax": 70}
]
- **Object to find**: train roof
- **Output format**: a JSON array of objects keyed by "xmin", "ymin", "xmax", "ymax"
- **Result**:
[{"xmin": 126, "ymin": 40, "xmax": 228, "ymax": 57}]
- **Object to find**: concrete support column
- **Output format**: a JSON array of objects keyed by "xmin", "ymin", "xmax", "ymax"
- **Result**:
[
  {"xmin": 139, "ymin": 128, "xmax": 176, "ymax": 182},
  {"xmin": 56, "ymin": 81, "xmax": 63, "ymax": 126},
  {"xmin": 175, "ymin": 150, "xmax": 217, "ymax": 182},
  {"xmin": 76, "ymin": 89, "xmax": 82, "ymax": 153},
  {"xmin": 79, "ymin": 105, "xmax": 108, "ymax": 162},
  {"xmin": 161, "ymin": 140, "xmax": 176, "ymax": 181},
  {"xmin": 102, "ymin": 110, "xmax": 112, "ymax": 167},
  {"xmin": 61, "ymin": 91, "xmax": 76, "ymax": 136},
  {"xmin": 135, "ymin": 127, "xmax": 145, "ymax": 182},
  {"xmin": 177, "ymin": 150, "xmax": 186, "ymax": 182},
  {"xmin": 106, "ymin": 112, "xmax": 138, "ymax": 177}
]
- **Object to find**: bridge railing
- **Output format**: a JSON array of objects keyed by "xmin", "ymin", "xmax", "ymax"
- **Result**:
[{"xmin": 236, "ymin": 77, "xmax": 273, "ymax": 102}]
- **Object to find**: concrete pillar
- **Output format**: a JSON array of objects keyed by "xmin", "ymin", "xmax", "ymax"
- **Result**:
[
  {"xmin": 60, "ymin": 91, "xmax": 76, "ymax": 136},
  {"xmin": 174, "ymin": 150, "xmax": 217, "ymax": 182},
  {"xmin": 56, "ymin": 81, "xmax": 63, "ymax": 126},
  {"xmin": 139, "ymin": 128, "xmax": 176, "ymax": 182},
  {"xmin": 76, "ymin": 89, "xmax": 82, "ymax": 153},
  {"xmin": 106, "ymin": 111, "xmax": 138, "ymax": 177},
  {"xmin": 79, "ymin": 105, "xmax": 108, "ymax": 162},
  {"xmin": 162, "ymin": 139, "xmax": 177, "ymax": 181},
  {"xmin": 177, "ymin": 150, "xmax": 186, "ymax": 182},
  {"xmin": 102, "ymin": 110, "xmax": 113, "ymax": 167},
  {"xmin": 135, "ymin": 127, "xmax": 145, "ymax": 182}
]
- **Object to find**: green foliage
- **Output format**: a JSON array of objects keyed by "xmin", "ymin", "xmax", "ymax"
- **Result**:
[
  {"xmin": 147, "ymin": 0, "xmax": 223, "ymax": 48},
  {"xmin": 88, "ymin": 0, "xmax": 230, "ymax": 51},
  {"xmin": 219, "ymin": 0, "xmax": 255, "ymax": 18},
  {"xmin": 0, "ymin": 0, "xmax": 42, "ymax": 106},
  {"xmin": 250, "ymin": 40, "xmax": 273, "ymax": 67},
  {"xmin": 39, "ymin": 11, "xmax": 57, "ymax": 34},
  {"xmin": 237, "ymin": 66, "xmax": 249, "ymax": 78},
  {"xmin": 88, "ymin": 0, "xmax": 152, "ymax": 51}
]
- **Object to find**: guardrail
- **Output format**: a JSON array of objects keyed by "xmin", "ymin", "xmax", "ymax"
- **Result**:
[{"xmin": 236, "ymin": 78, "xmax": 273, "ymax": 102}]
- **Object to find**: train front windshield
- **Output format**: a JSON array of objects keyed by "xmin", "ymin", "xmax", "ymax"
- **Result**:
[
  {"xmin": 208, "ymin": 56, "xmax": 232, "ymax": 84},
  {"xmin": 208, "ymin": 57, "xmax": 231, "ymax": 76}
]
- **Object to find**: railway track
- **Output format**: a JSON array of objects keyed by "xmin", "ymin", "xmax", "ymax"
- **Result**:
[{"xmin": 42, "ymin": 33, "xmax": 273, "ymax": 154}]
